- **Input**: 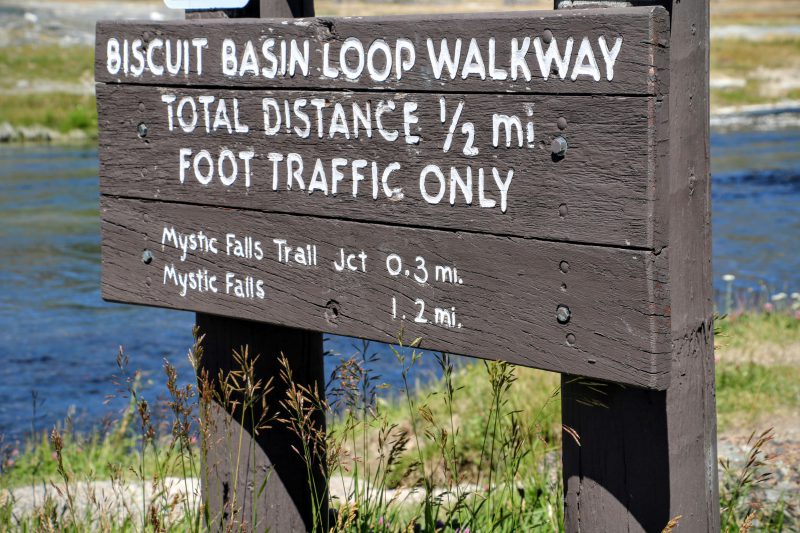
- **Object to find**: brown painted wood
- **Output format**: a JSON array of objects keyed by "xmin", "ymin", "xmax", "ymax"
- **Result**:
[
  {"xmin": 94, "ymin": 7, "xmax": 669, "ymax": 96},
  {"xmin": 560, "ymin": 1, "xmax": 719, "ymax": 531},
  {"xmin": 97, "ymin": 85, "xmax": 667, "ymax": 249},
  {"xmin": 196, "ymin": 314, "xmax": 326, "ymax": 532},
  {"xmin": 101, "ymin": 196, "xmax": 670, "ymax": 389},
  {"xmin": 183, "ymin": 2, "xmax": 326, "ymax": 532}
]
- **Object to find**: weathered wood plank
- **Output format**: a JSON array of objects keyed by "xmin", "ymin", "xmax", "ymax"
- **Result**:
[
  {"xmin": 94, "ymin": 7, "xmax": 669, "ymax": 96},
  {"xmin": 97, "ymin": 85, "xmax": 667, "ymax": 249},
  {"xmin": 101, "ymin": 197, "xmax": 671, "ymax": 389},
  {"xmin": 560, "ymin": 0, "xmax": 719, "ymax": 531}
]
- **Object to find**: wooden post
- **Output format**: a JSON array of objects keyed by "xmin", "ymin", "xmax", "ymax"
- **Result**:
[
  {"xmin": 195, "ymin": 315, "xmax": 326, "ymax": 531},
  {"xmin": 559, "ymin": 1, "xmax": 719, "ymax": 531},
  {"xmin": 186, "ymin": 6, "xmax": 324, "ymax": 533}
]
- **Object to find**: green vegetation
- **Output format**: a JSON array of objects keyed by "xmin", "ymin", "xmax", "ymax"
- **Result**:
[
  {"xmin": 714, "ymin": 312, "xmax": 800, "ymax": 431},
  {"xmin": 717, "ymin": 362, "xmax": 800, "ymax": 431},
  {"xmin": 0, "ymin": 45, "xmax": 94, "ymax": 88},
  {"xmin": 0, "ymin": 93, "xmax": 96, "ymax": 134},
  {"xmin": 1, "ymin": 313, "xmax": 796, "ymax": 531},
  {"xmin": 717, "ymin": 311, "xmax": 800, "ymax": 351},
  {"xmin": 0, "ymin": 45, "xmax": 97, "ymax": 137},
  {"xmin": 710, "ymin": 37, "xmax": 800, "ymax": 108}
]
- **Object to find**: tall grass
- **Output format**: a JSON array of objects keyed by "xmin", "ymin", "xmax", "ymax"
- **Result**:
[{"xmin": 0, "ymin": 324, "xmax": 795, "ymax": 531}]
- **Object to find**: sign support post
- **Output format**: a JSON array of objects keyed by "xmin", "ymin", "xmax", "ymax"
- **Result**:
[
  {"xmin": 558, "ymin": 1, "xmax": 719, "ymax": 531},
  {"xmin": 186, "ymin": 3, "xmax": 324, "ymax": 533}
]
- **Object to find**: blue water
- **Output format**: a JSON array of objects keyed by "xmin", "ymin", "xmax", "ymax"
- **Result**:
[
  {"xmin": 711, "ymin": 129, "xmax": 800, "ymax": 292},
  {"xmin": 1, "ymin": 128, "xmax": 799, "ymax": 441}
]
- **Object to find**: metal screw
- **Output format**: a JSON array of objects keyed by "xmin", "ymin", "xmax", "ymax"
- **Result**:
[
  {"xmin": 556, "ymin": 305, "xmax": 571, "ymax": 324},
  {"xmin": 137, "ymin": 123, "xmax": 148, "ymax": 138},
  {"xmin": 566, "ymin": 333, "xmax": 576, "ymax": 346},
  {"xmin": 142, "ymin": 249, "xmax": 154, "ymax": 264},
  {"xmin": 543, "ymin": 29, "xmax": 554, "ymax": 44},
  {"xmin": 551, "ymin": 136, "xmax": 568, "ymax": 158}
]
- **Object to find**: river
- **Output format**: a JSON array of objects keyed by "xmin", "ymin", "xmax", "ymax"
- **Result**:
[{"xmin": 1, "ymin": 127, "xmax": 799, "ymax": 440}]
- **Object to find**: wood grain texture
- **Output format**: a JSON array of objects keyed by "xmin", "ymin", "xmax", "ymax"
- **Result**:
[
  {"xmin": 662, "ymin": 0, "xmax": 719, "ymax": 526},
  {"xmin": 560, "ymin": 1, "xmax": 719, "ymax": 531},
  {"xmin": 97, "ymin": 85, "xmax": 667, "ymax": 249},
  {"xmin": 101, "ymin": 197, "xmax": 671, "ymax": 389},
  {"xmin": 94, "ymin": 7, "xmax": 669, "ymax": 96}
]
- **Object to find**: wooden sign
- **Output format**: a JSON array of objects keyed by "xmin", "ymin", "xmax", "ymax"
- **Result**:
[{"xmin": 96, "ymin": 7, "xmax": 671, "ymax": 389}]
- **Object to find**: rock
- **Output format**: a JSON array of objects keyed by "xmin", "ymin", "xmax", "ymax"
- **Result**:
[
  {"xmin": 63, "ymin": 129, "xmax": 89, "ymax": 143},
  {"xmin": 18, "ymin": 125, "xmax": 54, "ymax": 143},
  {"xmin": 0, "ymin": 122, "xmax": 19, "ymax": 143}
]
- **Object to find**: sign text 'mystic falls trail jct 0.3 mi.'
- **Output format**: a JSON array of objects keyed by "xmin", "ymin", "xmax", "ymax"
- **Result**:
[{"xmin": 95, "ymin": 7, "xmax": 672, "ymax": 389}]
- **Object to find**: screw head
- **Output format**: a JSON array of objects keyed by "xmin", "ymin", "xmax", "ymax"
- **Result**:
[
  {"xmin": 566, "ymin": 333, "xmax": 576, "ymax": 346},
  {"xmin": 556, "ymin": 305, "xmax": 571, "ymax": 325},
  {"xmin": 137, "ymin": 123, "xmax": 148, "ymax": 138},
  {"xmin": 142, "ymin": 249, "xmax": 154, "ymax": 264},
  {"xmin": 551, "ymin": 136, "xmax": 568, "ymax": 157}
]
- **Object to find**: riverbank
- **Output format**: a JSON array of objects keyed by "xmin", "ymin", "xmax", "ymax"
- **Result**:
[
  {"xmin": 1, "ymin": 311, "xmax": 798, "ymax": 530},
  {"xmin": 2, "ymin": 0, "xmax": 800, "ymax": 142}
]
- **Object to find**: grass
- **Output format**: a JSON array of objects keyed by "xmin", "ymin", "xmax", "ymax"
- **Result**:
[
  {"xmin": 0, "ymin": 93, "xmax": 96, "ymax": 134},
  {"xmin": 716, "ymin": 362, "xmax": 800, "ymax": 431},
  {"xmin": 710, "ymin": 37, "xmax": 800, "ymax": 108},
  {"xmin": 364, "ymin": 354, "xmax": 561, "ymax": 489},
  {"xmin": 0, "ymin": 312, "xmax": 796, "ymax": 531},
  {"xmin": 0, "ymin": 45, "xmax": 96, "ymax": 136},
  {"xmin": 326, "ymin": 345, "xmax": 564, "ymax": 531},
  {"xmin": 717, "ymin": 311, "xmax": 800, "ymax": 351},
  {"xmin": 710, "ymin": 0, "xmax": 800, "ymax": 28},
  {"xmin": 0, "ymin": 46, "xmax": 94, "ymax": 89},
  {"xmin": 714, "ymin": 312, "xmax": 800, "ymax": 431}
]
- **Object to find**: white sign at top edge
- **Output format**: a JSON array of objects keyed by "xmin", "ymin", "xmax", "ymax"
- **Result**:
[{"xmin": 164, "ymin": 0, "xmax": 249, "ymax": 9}]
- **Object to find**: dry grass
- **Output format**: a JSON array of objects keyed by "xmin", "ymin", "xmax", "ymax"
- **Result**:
[
  {"xmin": 710, "ymin": 37, "xmax": 800, "ymax": 108},
  {"xmin": 711, "ymin": 0, "xmax": 800, "ymax": 27}
]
